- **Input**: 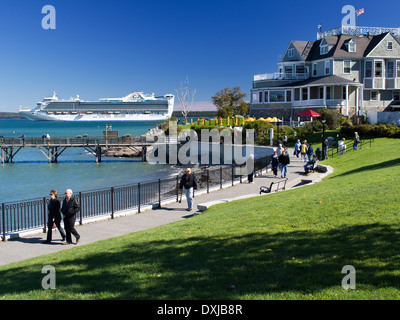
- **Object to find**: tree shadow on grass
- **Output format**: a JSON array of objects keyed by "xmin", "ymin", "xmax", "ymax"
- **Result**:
[
  {"xmin": 0, "ymin": 223, "xmax": 400, "ymax": 299},
  {"xmin": 332, "ymin": 158, "xmax": 400, "ymax": 179}
]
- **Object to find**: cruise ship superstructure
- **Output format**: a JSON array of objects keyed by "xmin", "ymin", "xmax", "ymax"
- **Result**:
[{"xmin": 19, "ymin": 91, "xmax": 175, "ymax": 121}]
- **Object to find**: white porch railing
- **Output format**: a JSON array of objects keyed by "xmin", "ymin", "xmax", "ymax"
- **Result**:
[
  {"xmin": 254, "ymin": 73, "xmax": 309, "ymax": 81},
  {"xmin": 292, "ymin": 99, "xmax": 344, "ymax": 107}
]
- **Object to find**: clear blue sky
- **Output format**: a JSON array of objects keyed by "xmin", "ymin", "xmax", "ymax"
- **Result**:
[{"xmin": 0, "ymin": 0, "xmax": 398, "ymax": 112}]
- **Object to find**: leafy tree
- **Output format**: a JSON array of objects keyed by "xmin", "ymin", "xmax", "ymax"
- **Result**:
[
  {"xmin": 212, "ymin": 87, "xmax": 249, "ymax": 118},
  {"xmin": 317, "ymin": 108, "xmax": 342, "ymax": 130}
]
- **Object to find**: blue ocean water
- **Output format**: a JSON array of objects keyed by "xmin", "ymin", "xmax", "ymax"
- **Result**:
[{"xmin": 0, "ymin": 119, "xmax": 179, "ymax": 203}]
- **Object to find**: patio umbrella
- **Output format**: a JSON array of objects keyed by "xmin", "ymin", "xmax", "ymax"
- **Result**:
[{"xmin": 298, "ymin": 110, "xmax": 321, "ymax": 118}]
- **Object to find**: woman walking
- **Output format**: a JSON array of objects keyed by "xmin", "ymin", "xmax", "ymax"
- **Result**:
[{"xmin": 44, "ymin": 190, "xmax": 66, "ymax": 244}]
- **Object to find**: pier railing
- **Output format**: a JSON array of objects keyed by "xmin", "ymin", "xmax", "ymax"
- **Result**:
[{"xmin": 1, "ymin": 155, "xmax": 272, "ymax": 240}]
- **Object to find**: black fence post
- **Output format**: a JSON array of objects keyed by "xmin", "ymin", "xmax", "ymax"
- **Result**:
[
  {"xmin": 158, "ymin": 179, "xmax": 161, "ymax": 208},
  {"xmin": 2, "ymin": 203, "xmax": 5, "ymax": 241},
  {"xmin": 220, "ymin": 166, "xmax": 222, "ymax": 189},
  {"xmin": 43, "ymin": 197, "xmax": 47, "ymax": 234},
  {"xmin": 110, "ymin": 188, "xmax": 114, "ymax": 219},
  {"xmin": 232, "ymin": 165, "xmax": 234, "ymax": 186},
  {"xmin": 79, "ymin": 192, "xmax": 83, "ymax": 224},
  {"xmin": 207, "ymin": 169, "xmax": 209, "ymax": 193},
  {"xmin": 176, "ymin": 175, "xmax": 179, "ymax": 202},
  {"xmin": 138, "ymin": 183, "xmax": 141, "ymax": 213}
]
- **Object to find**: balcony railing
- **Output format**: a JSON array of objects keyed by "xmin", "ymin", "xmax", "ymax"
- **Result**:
[
  {"xmin": 317, "ymin": 26, "xmax": 400, "ymax": 40},
  {"xmin": 254, "ymin": 73, "xmax": 309, "ymax": 81}
]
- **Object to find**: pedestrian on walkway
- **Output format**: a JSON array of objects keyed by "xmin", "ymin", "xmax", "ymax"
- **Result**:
[
  {"xmin": 61, "ymin": 189, "xmax": 81, "ymax": 245},
  {"xmin": 43, "ymin": 190, "xmax": 66, "ymax": 244},
  {"xmin": 278, "ymin": 150, "xmax": 290, "ymax": 179},
  {"xmin": 353, "ymin": 132, "xmax": 360, "ymax": 150},
  {"xmin": 338, "ymin": 138, "xmax": 346, "ymax": 156},
  {"xmin": 323, "ymin": 139, "xmax": 329, "ymax": 160},
  {"xmin": 300, "ymin": 140, "xmax": 308, "ymax": 162},
  {"xmin": 247, "ymin": 154, "xmax": 254, "ymax": 184},
  {"xmin": 294, "ymin": 139, "xmax": 301, "ymax": 158},
  {"xmin": 270, "ymin": 151, "xmax": 279, "ymax": 177},
  {"xmin": 179, "ymin": 168, "xmax": 197, "ymax": 211},
  {"xmin": 306, "ymin": 142, "xmax": 314, "ymax": 162},
  {"xmin": 276, "ymin": 143, "xmax": 284, "ymax": 156}
]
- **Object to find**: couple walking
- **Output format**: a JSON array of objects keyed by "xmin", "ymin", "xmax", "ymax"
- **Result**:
[
  {"xmin": 271, "ymin": 149, "xmax": 290, "ymax": 179},
  {"xmin": 44, "ymin": 189, "xmax": 81, "ymax": 245}
]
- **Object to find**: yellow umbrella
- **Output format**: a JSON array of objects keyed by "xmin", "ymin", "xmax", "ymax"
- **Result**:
[
  {"xmin": 258, "ymin": 117, "xmax": 265, "ymax": 121},
  {"xmin": 266, "ymin": 117, "xmax": 272, "ymax": 122}
]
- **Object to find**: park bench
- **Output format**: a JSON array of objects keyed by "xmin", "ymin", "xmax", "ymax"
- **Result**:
[{"xmin": 259, "ymin": 179, "xmax": 287, "ymax": 194}]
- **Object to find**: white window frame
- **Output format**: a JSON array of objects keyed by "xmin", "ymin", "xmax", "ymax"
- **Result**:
[
  {"xmin": 252, "ymin": 92, "xmax": 258, "ymax": 103},
  {"xmin": 312, "ymin": 63, "xmax": 317, "ymax": 76},
  {"xmin": 348, "ymin": 40, "xmax": 356, "ymax": 53},
  {"xmin": 387, "ymin": 41, "xmax": 393, "ymax": 51},
  {"xmin": 288, "ymin": 48, "xmax": 294, "ymax": 58},
  {"xmin": 397, "ymin": 60, "xmax": 400, "ymax": 78},
  {"xmin": 370, "ymin": 91, "xmax": 379, "ymax": 101},
  {"xmin": 365, "ymin": 60, "xmax": 373, "ymax": 78},
  {"xmin": 325, "ymin": 60, "xmax": 330, "ymax": 75},
  {"xmin": 320, "ymin": 45, "xmax": 328, "ymax": 55},
  {"xmin": 343, "ymin": 60, "xmax": 351, "ymax": 74},
  {"xmin": 386, "ymin": 61, "xmax": 395, "ymax": 79},
  {"xmin": 374, "ymin": 60, "xmax": 384, "ymax": 78}
]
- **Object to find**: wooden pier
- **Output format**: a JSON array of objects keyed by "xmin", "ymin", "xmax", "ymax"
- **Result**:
[{"xmin": 0, "ymin": 136, "xmax": 152, "ymax": 163}]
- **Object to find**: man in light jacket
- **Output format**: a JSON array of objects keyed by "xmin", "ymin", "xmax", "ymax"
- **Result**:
[{"xmin": 61, "ymin": 189, "xmax": 81, "ymax": 245}]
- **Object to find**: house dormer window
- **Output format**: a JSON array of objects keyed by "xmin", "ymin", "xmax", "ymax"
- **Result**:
[
  {"xmin": 387, "ymin": 41, "xmax": 393, "ymax": 50},
  {"xmin": 288, "ymin": 48, "xmax": 294, "ymax": 58},
  {"xmin": 347, "ymin": 39, "xmax": 356, "ymax": 53},
  {"xmin": 320, "ymin": 45, "xmax": 329, "ymax": 55}
]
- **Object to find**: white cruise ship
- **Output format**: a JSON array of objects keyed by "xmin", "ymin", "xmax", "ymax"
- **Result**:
[{"xmin": 19, "ymin": 91, "xmax": 174, "ymax": 121}]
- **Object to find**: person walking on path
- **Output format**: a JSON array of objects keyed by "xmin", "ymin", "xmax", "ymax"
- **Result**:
[
  {"xmin": 270, "ymin": 151, "xmax": 279, "ymax": 177},
  {"xmin": 353, "ymin": 132, "xmax": 360, "ymax": 150},
  {"xmin": 278, "ymin": 150, "xmax": 290, "ymax": 179},
  {"xmin": 61, "ymin": 189, "xmax": 81, "ymax": 245},
  {"xmin": 43, "ymin": 190, "xmax": 66, "ymax": 244},
  {"xmin": 306, "ymin": 142, "xmax": 314, "ymax": 162},
  {"xmin": 323, "ymin": 139, "xmax": 329, "ymax": 160},
  {"xmin": 338, "ymin": 138, "xmax": 346, "ymax": 156},
  {"xmin": 179, "ymin": 168, "xmax": 198, "ymax": 211},
  {"xmin": 294, "ymin": 139, "xmax": 301, "ymax": 158},
  {"xmin": 276, "ymin": 144, "xmax": 284, "ymax": 156},
  {"xmin": 300, "ymin": 141, "xmax": 308, "ymax": 162}
]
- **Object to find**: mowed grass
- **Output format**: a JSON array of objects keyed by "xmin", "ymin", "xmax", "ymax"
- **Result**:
[{"xmin": 0, "ymin": 138, "xmax": 399, "ymax": 300}]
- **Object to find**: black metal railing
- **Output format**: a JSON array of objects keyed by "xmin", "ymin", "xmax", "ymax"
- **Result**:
[
  {"xmin": 324, "ymin": 136, "xmax": 374, "ymax": 159},
  {"xmin": 1, "ymin": 155, "xmax": 272, "ymax": 240}
]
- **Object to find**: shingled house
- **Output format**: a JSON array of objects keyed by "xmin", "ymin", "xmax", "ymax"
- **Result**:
[{"xmin": 250, "ymin": 26, "xmax": 400, "ymax": 121}]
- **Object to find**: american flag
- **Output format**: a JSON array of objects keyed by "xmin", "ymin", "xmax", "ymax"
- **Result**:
[{"xmin": 356, "ymin": 8, "xmax": 364, "ymax": 16}]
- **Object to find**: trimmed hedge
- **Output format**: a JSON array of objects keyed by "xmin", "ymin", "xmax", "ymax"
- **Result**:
[{"xmin": 340, "ymin": 123, "xmax": 400, "ymax": 138}]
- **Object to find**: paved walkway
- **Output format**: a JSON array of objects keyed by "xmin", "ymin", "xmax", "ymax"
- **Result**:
[{"xmin": 0, "ymin": 153, "xmax": 332, "ymax": 266}]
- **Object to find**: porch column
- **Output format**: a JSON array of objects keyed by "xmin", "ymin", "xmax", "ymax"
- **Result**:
[
  {"xmin": 323, "ymin": 84, "xmax": 327, "ymax": 107},
  {"xmin": 307, "ymin": 86, "xmax": 310, "ymax": 107},
  {"xmin": 360, "ymin": 87, "xmax": 364, "ymax": 115},
  {"xmin": 345, "ymin": 85, "xmax": 349, "ymax": 116},
  {"xmin": 356, "ymin": 87, "xmax": 359, "ymax": 115}
]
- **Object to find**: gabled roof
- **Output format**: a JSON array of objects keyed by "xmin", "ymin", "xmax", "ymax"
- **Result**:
[
  {"xmin": 291, "ymin": 41, "xmax": 314, "ymax": 60},
  {"xmin": 363, "ymin": 32, "xmax": 390, "ymax": 57}
]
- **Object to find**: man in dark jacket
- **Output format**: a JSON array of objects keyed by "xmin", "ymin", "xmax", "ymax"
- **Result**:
[
  {"xmin": 278, "ymin": 150, "xmax": 290, "ymax": 179},
  {"xmin": 179, "ymin": 168, "xmax": 197, "ymax": 211},
  {"xmin": 61, "ymin": 189, "xmax": 81, "ymax": 245}
]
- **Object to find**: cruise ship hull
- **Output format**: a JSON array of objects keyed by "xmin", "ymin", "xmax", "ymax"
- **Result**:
[
  {"xmin": 19, "ymin": 91, "xmax": 175, "ymax": 122},
  {"xmin": 19, "ymin": 111, "xmax": 171, "ymax": 122}
]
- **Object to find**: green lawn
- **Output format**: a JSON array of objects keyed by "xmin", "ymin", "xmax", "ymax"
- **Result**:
[{"xmin": 0, "ymin": 138, "xmax": 400, "ymax": 300}]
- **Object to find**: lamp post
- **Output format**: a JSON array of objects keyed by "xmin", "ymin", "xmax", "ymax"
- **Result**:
[
  {"xmin": 321, "ymin": 118, "xmax": 326, "ymax": 160},
  {"xmin": 105, "ymin": 124, "xmax": 112, "ymax": 147}
]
